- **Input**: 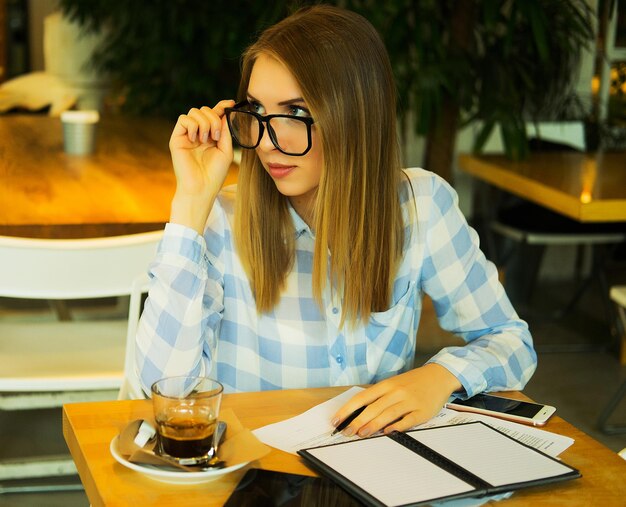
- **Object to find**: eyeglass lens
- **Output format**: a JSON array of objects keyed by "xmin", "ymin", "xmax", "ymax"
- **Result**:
[{"xmin": 229, "ymin": 111, "xmax": 310, "ymax": 155}]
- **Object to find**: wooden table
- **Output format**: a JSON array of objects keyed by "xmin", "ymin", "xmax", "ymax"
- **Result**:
[
  {"xmin": 0, "ymin": 115, "xmax": 237, "ymax": 238},
  {"xmin": 458, "ymin": 152, "xmax": 626, "ymax": 223},
  {"xmin": 63, "ymin": 386, "xmax": 626, "ymax": 507}
]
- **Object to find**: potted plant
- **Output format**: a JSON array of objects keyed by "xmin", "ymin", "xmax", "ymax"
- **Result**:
[
  {"xmin": 344, "ymin": 0, "xmax": 595, "ymax": 181},
  {"xmin": 58, "ymin": 0, "xmax": 293, "ymax": 118}
]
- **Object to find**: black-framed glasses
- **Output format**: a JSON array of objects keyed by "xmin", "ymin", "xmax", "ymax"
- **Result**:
[{"xmin": 225, "ymin": 101, "xmax": 315, "ymax": 156}]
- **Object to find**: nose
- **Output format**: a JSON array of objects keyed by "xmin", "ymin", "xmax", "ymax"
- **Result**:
[{"xmin": 256, "ymin": 123, "xmax": 277, "ymax": 153}]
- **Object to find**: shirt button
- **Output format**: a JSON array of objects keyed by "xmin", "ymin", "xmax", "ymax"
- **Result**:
[
  {"xmin": 332, "ymin": 307, "xmax": 339, "ymax": 314},
  {"xmin": 336, "ymin": 355, "xmax": 343, "ymax": 364}
]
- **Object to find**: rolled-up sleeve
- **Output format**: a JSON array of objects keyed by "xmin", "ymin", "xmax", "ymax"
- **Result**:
[{"xmin": 420, "ymin": 174, "xmax": 537, "ymax": 398}]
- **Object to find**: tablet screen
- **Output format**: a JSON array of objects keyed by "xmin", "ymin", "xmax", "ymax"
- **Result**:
[{"xmin": 224, "ymin": 468, "xmax": 363, "ymax": 506}]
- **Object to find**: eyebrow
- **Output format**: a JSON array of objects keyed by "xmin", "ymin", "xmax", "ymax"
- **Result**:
[{"xmin": 246, "ymin": 93, "xmax": 306, "ymax": 106}]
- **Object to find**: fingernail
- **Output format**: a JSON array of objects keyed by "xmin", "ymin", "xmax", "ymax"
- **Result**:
[
  {"xmin": 213, "ymin": 129, "xmax": 221, "ymax": 141},
  {"xmin": 358, "ymin": 428, "xmax": 370, "ymax": 437},
  {"xmin": 343, "ymin": 427, "xmax": 355, "ymax": 437},
  {"xmin": 331, "ymin": 418, "xmax": 339, "ymax": 427},
  {"xmin": 201, "ymin": 132, "xmax": 209, "ymax": 144}
]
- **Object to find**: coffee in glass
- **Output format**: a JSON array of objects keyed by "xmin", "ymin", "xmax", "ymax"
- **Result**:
[{"xmin": 151, "ymin": 376, "xmax": 223, "ymax": 465}]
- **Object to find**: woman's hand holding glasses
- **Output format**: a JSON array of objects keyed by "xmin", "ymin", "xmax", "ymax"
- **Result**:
[{"xmin": 168, "ymin": 100, "xmax": 235, "ymax": 234}]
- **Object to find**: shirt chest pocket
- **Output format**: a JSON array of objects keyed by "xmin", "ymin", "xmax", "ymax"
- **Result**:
[{"xmin": 364, "ymin": 280, "xmax": 417, "ymax": 378}]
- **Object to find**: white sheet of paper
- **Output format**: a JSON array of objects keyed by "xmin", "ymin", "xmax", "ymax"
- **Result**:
[
  {"xmin": 252, "ymin": 386, "xmax": 365, "ymax": 454},
  {"xmin": 415, "ymin": 407, "xmax": 574, "ymax": 457},
  {"xmin": 253, "ymin": 388, "xmax": 573, "ymax": 459},
  {"xmin": 408, "ymin": 423, "xmax": 574, "ymax": 487}
]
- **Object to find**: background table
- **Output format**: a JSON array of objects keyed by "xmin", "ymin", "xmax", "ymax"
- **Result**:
[
  {"xmin": 458, "ymin": 152, "xmax": 626, "ymax": 223},
  {"xmin": 63, "ymin": 386, "xmax": 626, "ymax": 507},
  {"xmin": 0, "ymin": 115, "xmax": 237, "ymax": 238}
]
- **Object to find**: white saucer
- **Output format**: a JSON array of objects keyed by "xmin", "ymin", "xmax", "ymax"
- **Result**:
[{"xmin": 110, "ymin": 436, "xmax": 248, "ymax": 485}]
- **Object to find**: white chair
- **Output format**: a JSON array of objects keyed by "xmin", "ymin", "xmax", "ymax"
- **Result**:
[
  {"xmin": 118, "ymin": 271, "xmax": 152, "ymax": 401},
  {"xmin": 0, "ymin": 230, "xmax": 162, "ymax": 482}
]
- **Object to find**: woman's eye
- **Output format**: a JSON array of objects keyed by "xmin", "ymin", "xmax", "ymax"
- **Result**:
[
  {"xmin": 248, "ymin": 101, "xmax": 264, "ymax": 114},
  {"xmin": 288, "ymin": 105, "xmax": 310, "ymax": 118}
]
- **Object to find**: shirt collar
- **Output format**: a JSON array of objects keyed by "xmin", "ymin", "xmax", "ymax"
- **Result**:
[{"xmin": 288, "ymin": 202, "xmax": 314, "ymax": 239}]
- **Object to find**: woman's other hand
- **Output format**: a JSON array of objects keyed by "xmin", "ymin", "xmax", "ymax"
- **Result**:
[
  {"xmin": 169, "ymin": 100, "xmax": 235, "ymax": 233},
  {"xmin": 331, "ymin": 364, "xmax": 462, "ymax": 437}
]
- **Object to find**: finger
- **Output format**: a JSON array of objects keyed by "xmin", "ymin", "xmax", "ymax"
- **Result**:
[
  {"xmin": 212, "ymin": 99, "xmax": 236, "ymax": 116},
  {"xmin": 331, "ymin": 380, "xmax": 402, "ymax": 430},
  {"xmin": 354, "ymin": 399, "xmax": 408, "ymax": 437},
  {"xmin": 171, "ymin": 114, "xmax": 200, "ymax": 144},
  {"xmin": 334, "ymin": 405, "xmax": 376, "ymax": 437},
  {"xmin": 383, "ymin": 410, "xmax": 429, "ymax": 434},
  {"xmin": 205, "ymin": 100, "xmax": 235, "ymax": 142},
  {"xmin": 334, "ymin": 388, "xmax": 403, "ymax": 437},
  {"xmin": 216, "ymin": 114, "xmax": 233, "ymax": 156},
  {"xmin": 188, "ymin": 107, "xmax": 218, "ymax": 144},
  {"xmin": 331, "ymin": 389, "xmax": 382, "ymax": 429}
]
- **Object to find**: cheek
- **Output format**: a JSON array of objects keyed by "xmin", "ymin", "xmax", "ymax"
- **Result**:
[
  {"xmin": 305, "ymin": 155, "xmax": 322, "ymax": 186},
  {"xmin": 308, "ymin": 140, "xmax": 323, "ymax": 181}
]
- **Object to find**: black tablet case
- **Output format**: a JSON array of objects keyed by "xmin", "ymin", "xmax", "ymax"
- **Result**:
[{"xmin": 298, "ymin": 422, "xmax": 580, "ymax": 507}]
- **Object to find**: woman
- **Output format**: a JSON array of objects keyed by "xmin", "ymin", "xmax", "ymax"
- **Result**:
[{"xmin": 136, "ymin": 5, "xmax": 536, "ymax": 438}]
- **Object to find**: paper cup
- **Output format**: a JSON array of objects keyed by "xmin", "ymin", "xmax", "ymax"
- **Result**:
[{"xmin": 60, "ymin": 110, "xmax": 100, "ymax": 155}]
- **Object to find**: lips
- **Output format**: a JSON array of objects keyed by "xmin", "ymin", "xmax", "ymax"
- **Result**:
[{"xmin": 267, "ymin": 163, "xmax": 295, "ymax": 179}]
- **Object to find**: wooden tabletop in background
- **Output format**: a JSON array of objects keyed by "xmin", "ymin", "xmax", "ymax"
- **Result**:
[
  {"xmin": 0, "ymin": 114, "xmax": 237, "ymax": 238},
  {"xmin": 458, "ymin": 152, "xmax": 626, "ymax": 223}
]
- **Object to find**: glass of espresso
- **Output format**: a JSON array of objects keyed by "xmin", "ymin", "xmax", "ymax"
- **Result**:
[{"xmin": 151, "ymin": 376, "xmax": 223, "ymax": 466}]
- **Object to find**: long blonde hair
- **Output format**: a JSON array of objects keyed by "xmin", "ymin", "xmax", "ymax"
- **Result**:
[{"xmin": 234, "ymin": 5, "xmax": 404, "ymax": 326}]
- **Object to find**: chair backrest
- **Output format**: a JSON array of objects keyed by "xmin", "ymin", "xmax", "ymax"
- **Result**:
[
  {"xmin": 0, "ymin": 230, "xmax": 163, "ymax": 300},
  {"xmin": 119, "ymin": 271, "xmax": 152, "ymax": 400},
  {"xmin": 0, "ymin": 230, "xmax": 162, "ymax": 397}
]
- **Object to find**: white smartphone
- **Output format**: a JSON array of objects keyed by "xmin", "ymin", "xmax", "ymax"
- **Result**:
[{"xmin": 446, "ymin": 393, "xmax": 556, "ymax": 426}]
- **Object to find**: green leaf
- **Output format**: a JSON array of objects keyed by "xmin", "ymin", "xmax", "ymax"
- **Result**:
[{"xmin": 473, "ymin": 120, "xmax": 497, "ymax": 153}]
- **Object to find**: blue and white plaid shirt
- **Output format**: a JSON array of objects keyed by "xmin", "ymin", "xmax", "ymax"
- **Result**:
[{"xmin": 136, "ymin": 168, "xmax": 536, "ymax": 396}]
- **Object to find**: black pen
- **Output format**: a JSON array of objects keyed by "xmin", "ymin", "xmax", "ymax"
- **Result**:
[{"xmin": 331, "ymin": 406, "xmax": 366, "ymax": 436}]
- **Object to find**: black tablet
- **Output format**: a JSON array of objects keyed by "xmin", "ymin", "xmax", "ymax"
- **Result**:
[{"xmin": 224, "ymin": 468, "xmax": 364, "ymax": 507}]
